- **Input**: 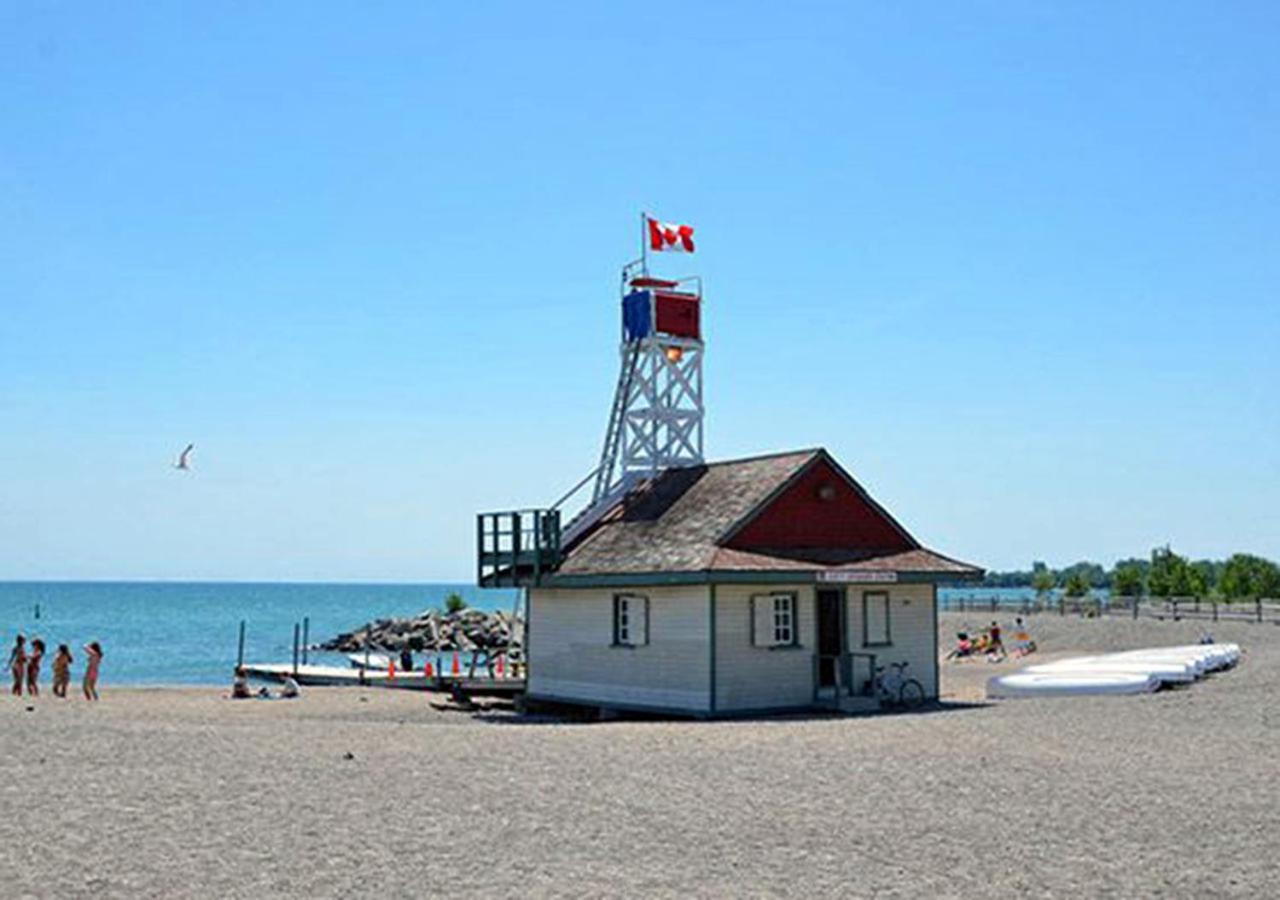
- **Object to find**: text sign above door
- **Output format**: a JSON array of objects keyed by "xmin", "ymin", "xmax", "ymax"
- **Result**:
[{"xmin": 815, "ymin": 571, "xmax": 898, "ymax": 584}]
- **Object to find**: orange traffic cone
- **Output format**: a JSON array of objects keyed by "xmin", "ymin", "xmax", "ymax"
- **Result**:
[
  {"xmin": 451, "ymin": 652, "xmax": 460, "ymax": 676},
  {"xmin": 388, "ymin": 660, "xmax": 395, "ymax": 680}
]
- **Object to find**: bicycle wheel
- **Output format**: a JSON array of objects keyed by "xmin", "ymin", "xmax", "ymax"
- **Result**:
[{"xmin": 897, "ymin": 678, "xmax": 926, "ymax": 710}]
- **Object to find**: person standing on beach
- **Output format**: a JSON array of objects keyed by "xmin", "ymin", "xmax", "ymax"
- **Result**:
[
  {"xmin": 26, "ymin": 638, "xmax": 45, "ymax": 696},
  {"xmin": 8, "ymin": 635, "xmax": 26, "ymax": 695},
  {"xmin": 82, "ymin": 642, "xmax": 103, "ymax": 701},
  {"xmin": 51, "ymin": 644, "xmax": 73, "ymax": 698}
]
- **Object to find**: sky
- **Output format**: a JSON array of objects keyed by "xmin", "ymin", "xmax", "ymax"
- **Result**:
[{"xmin": 1, "ymin": 2, "xmax": 1277, "ymax": 581}]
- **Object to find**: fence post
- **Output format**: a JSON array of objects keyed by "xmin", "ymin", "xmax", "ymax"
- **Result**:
[
  {"xmin": 1213, "ymin": 601, "xmax": 1218, "ymax": 622},
  {"xmin": 236, "ymin": 620, "xmax": 246, "ymax": 669},
  {"xmin": 1133, "ymin": 596, "xmax": 1139, "ymax": 620},
  {"xmin": 1258, "ymin": 598, "xmax": 1264, "ymax": 624},
  {"xmin": 292, "ymin": 622, "xmax": 300, "ymax": 675},
  {"xmin": 302, "ymin": 616, "xmax": 309, "ymax": 665},
  {"xmin": 1172, "ymin": 599, "xmax": 1179, "ymax": 621},
  {"xmin": 1059, "ymin": 597, "xmax": 1065, "ymax": 616}
]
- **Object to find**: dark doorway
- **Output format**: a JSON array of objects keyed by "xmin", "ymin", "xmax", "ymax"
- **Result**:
[{"xmin": 816, "ymin": 588, "xmax": 843, "ymax": 689}]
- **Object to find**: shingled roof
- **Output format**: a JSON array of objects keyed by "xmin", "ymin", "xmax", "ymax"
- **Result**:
[{"xmin": 552, "ymin": 448, "xmax": 981, "ymax": 583}]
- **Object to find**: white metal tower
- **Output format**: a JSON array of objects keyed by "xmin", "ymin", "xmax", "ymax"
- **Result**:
[{"xmin": 559, "ymin": 263, "xmax": 705, "ymax": 543}]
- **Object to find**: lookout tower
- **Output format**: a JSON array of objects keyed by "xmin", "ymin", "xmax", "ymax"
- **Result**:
[
  {"xmin": 477, "ymin": 248, "xmax": 706, "ymax": 586},
  {"xmin": 589, "ymin": 263, "xmax": 705, "ymax": 521}
]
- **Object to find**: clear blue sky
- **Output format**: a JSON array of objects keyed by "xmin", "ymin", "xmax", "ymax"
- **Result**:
[{"xmin": 2, "ymin": 2, "xmax": 1277, "ymax": 581}]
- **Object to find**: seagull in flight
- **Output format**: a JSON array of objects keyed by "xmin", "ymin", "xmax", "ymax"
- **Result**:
[{"xmin": 174, "ymin": 443, "xmax": 195, "ymax": 471}]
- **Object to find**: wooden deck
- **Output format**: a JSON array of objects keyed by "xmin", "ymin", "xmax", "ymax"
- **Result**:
[{"xmin": 242, "ymin": 663, "xmax": 526, "ymax": 697}]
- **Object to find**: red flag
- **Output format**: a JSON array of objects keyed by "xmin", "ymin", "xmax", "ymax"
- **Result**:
[{"xmin": 647, "ymin": 218, "xmax": 695, "ymax": 253}]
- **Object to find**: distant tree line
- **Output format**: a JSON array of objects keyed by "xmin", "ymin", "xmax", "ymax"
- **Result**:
[{"xmin": 977, "ymin": 547, "xmax": 1280, "ymax": 600}]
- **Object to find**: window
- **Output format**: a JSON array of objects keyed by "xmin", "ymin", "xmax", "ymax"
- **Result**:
[
  {"xmin": 752, "ymin": 592, "xmax": 799, "ymax": 648},
  {"xmin": 613, "ymin": 593, "xmax": 649, "ymax": 646},
  {"xmin": 862, "ymin": 591, "xmax": 891, "ymax": 647}
]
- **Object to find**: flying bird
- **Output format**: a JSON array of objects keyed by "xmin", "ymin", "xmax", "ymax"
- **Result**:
[{"xmin": 174, "ymin": 443, "xmax": 195, "ymax": 471}]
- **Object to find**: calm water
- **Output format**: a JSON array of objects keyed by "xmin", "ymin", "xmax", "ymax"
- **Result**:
[
  {"xmin": 0, "ymin": 582, "xmax": 519, "ymax": 686},
  {"xmin": 0, "ymin": 581, "xmax": 1105, "ymax": 686}
]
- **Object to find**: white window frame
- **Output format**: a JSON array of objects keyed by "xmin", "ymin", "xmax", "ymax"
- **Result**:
[{"xmin": 751, "ymin": 592, "xmax": 800, "ymax": 648}]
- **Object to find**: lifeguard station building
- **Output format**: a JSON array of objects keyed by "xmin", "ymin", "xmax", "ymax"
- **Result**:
[{"xmin": 477, "ymin": 235, "xmax": 981, "ymax": 717}]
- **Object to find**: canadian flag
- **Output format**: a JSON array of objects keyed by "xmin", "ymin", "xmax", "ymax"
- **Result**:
[{"xmin": 647, "ymin": 217, "xmax": 695, "ymax": 253}]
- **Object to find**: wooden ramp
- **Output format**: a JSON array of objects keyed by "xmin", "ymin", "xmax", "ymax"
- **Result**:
[{"xmin": 242, "ymin": 663, "xmax": 526, "ymax": 697}]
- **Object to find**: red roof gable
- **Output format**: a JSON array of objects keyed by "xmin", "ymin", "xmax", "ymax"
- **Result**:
[{"xmin": 723, "ymin": 457, "xmax": 917, "ymax": 557}]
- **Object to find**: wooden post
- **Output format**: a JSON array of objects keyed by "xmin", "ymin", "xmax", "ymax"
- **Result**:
[
  {"xmin": 1059, "ymin": 597, "xmax": 1065, "ymax": 617},
  {"xmin": 1133, "ymin": 596, "xmax": 1139, "ymax": 620},
  {"xmin": 1213, "ymin": 601, "xmax": 1218, "ymax": 622},
  {"xmin": 236, "ymin": 620, "xmax": 246, "ymax": 669},
  {"xmin": 1257, "ymin": 598, "xmax": 1263, "ymax": 624},
  {"xmin": 301, "ymin": 617, "xmax": 309, "ymax": 665},
  {"xmin": 292, "ymin": 622, "xmax": 300, "ymax": 675}
]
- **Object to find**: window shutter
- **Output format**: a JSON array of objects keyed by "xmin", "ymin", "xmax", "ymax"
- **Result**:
[
  {"xmin": 636, "ymin": 596, "xmax": 650, "ymax": 646},
  {"xmin": 790, "ymin": 593, "xmax": 800, "ymax": 646},
  {"xmin": 752, "ymin": 595, "xmax": 773, "ymax": 647},
  {"xmin": 864, "ymin": 592, "xmax": 890, "ymax": 646}
]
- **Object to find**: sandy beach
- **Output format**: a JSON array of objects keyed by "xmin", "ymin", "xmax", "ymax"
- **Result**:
[{"xmin": 2, "ymin": 613, "xmax": 1277, "ymax": 898}]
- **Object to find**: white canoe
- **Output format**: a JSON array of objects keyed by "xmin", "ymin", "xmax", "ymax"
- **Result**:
[
  {"xmin": 1113, "ymin": 645, "xmax": 1238, "ymax": 672},
  {"xmin": 1022, "ymin": 658, "xmax": 1196, "ymax": 683},
  {"xmin": 346, "ymin": 652, "xmax": 393, "ymax": 670},
  {"xmin": 988, "ymin": 672, "xmax": 1158, "ymax": 699}
]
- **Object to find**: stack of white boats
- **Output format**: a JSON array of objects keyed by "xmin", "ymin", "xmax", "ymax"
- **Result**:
[{"xmin": 988, "ymin": 643, "xmax": 1240, "ymax": 698}]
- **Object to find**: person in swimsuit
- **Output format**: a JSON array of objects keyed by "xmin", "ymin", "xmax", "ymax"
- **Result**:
[
  {"xmin": 82, "ymin": 641, "xmax": 103, "ymax": 701},
  {"xmin": 8, "ymin": 635, "xmax": 26, "ymax": 696},
  {"xmin": 51, "ymin": 644, "xmax": 73, "ymax": 698},
  {"xmin": 25, "ymin": 638, "xmax": 45, "ymax": 696}
]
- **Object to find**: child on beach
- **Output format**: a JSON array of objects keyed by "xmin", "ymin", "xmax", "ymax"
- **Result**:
[
  {"xmin": 231, "ymin": 666, "xmax": 251, "ymax": 699},
  {"xmin": 51, "ymin": 645, "xmax": 73, "ymax": 698},
  {"xmin": 26, "ymin": 638, "xmax": 45, "ymax": 696},
  {"xmin": 8, "ymin": 635, "xmax": 26, "ymax": 695},
  {"xmin": 82, "ymin": 641, "xmax": 103, "ymax": 701}
]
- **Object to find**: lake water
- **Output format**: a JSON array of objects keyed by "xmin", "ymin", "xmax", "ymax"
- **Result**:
[
  {"xmin": 0, "ymin": 582, "xmax": 519, "ymax": 686},
  {"xmin": 0, "ymin": 581, "xmax": 1101, "ymax": 685}
]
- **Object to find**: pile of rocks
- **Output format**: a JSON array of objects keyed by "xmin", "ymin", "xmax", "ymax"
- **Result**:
[{"xmin": 319, "ymin": 608, "xmax": 523, "ymax": 655}]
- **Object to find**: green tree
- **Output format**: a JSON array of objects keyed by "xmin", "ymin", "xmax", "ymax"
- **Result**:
[
  {"xmin": 1111, "ymin": 562, "xmax": 1146, "ymax": 597},
  {"xmin": 1064, "ymin": 571, "xmax": 1090, "ymax": 597},
  {"xmin": 1149, "ymin": 546, "xmax": 1204, "ymax": 597},
  {"xmin": 443, "ymin": 591, "xmax": 468, "ymax": 614},
  {"xmin": 1031, "ymin": 568, "xmax": 1056, "ymax": 598},
  {"xmin": 1218, "ymin": 554, "xmax": 1280, "ymax": 600}
]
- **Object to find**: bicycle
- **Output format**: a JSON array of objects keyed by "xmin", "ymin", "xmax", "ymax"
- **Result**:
[{"xmin": 873, "ymin": 661, "xmax": 926, "ymax": 710}]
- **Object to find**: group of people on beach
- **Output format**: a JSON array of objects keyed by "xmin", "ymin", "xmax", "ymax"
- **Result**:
[
  {"xmin": 7, "ymin": 634, "xmax": 103, "ymax": 700},
  {"xmin": 948, "ymin": 618, "xmax": 1038, "ymax": 662}
]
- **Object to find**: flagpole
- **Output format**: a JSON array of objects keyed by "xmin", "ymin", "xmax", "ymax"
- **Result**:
[{"xmin": 640, "ymin": 210, "xmax": 649, "ymax": 275}]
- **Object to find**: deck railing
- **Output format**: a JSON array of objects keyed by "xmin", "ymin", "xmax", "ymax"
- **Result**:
[{"xmin": 476, "ymin": 509, "xmax": 562, "ymax": 588}]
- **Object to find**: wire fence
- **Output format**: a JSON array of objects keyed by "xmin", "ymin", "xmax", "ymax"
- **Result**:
[{"xmin": 943, "ymin": 595, "xmax": 1280, "ymax": 624}]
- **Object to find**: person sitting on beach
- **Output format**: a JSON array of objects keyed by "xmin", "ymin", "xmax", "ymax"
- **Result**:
[
  {"xmin": 231, "ymin": 666, "xmax": 252, "ymax": 699},
  {"xmin": 280, "ymin": 675, "xmax": 301, "ymax": 699},
  {"xmin": 82, "ymin": 642, "xmax": 103, "ymax": 701},
  {"xmin": 26, "ymin": 638, "xmax": 45, "ymax": 696},
  {"xmin": 946, "ymin": 632, "xmax": 973, "ymax": 661},
  {"xmin": 51, "ymin": 644, "xmax": 73, "ymax": 698},
  {"xmin": 8, "ymin": 635, "xmax": 26, "ymax": 696}
]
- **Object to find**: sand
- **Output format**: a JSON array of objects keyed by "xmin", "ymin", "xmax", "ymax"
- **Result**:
[{"xmin": 2, "ymin": 613, "xmax": 1277, "ymax": 898}]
